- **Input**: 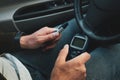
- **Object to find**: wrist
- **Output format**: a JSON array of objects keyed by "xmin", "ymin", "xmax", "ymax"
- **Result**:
[
  {"xmin": 20, "ymin": 33, "xmax": 36, "ymax": 49},
  {"xmin": 20, "ymin": 35, "xmax": 30, "ymax": 49}
]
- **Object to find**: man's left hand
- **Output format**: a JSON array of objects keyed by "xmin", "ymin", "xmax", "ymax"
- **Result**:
[{"xmin": 20, "ymin": 27, "xmax": 61, "ymax": 49}]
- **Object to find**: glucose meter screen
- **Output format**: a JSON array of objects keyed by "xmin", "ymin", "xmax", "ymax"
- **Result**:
[{"xmin": 72, "ymin": 37, "xmax": 85, "ymax": 49}]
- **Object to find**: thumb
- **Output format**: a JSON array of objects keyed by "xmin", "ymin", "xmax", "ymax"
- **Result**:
[
  {"xmin": 56, "ymin": 44, "xmax": 69, "ymax": 65},
  {"xmin": 72, "ymin": 52, "xmax": 91, "ymax": 64},
  {"xmin": 42, "ymin": 32, "xmax": 59, "ymax": 42}
]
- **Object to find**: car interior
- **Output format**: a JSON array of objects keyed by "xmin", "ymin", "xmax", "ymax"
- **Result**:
[{"xmin": 0, "ymin": 0, "xmax": 120, "ymax": 80}]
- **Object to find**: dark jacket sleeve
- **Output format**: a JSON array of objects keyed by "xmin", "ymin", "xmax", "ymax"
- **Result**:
[{"xmin": 0, "ymin": 32, "xmax": 21, "ymax": 53}]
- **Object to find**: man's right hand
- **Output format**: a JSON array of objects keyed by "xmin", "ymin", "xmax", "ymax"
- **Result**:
[{"xmin": 50, "ymin": 44, "xmax": 91, "ymax": 80}]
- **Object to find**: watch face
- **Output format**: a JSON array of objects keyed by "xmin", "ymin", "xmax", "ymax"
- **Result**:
[{"xmin": 71, "ymin": 37, "xmax": 86, "ymax": 49}]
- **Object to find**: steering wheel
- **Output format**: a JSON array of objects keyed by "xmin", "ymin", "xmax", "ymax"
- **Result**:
[{"xmin": 74, "ymin": 0, "xmax": 120, "ymax": 42}]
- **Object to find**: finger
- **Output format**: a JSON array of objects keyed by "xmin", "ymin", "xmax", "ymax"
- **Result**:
[
  {"xmin": 41, "ymin": 41, "xmax": 57, "ymax": 50},
  {"xmin": 72, "ymin": 52, "xmax": 91, "ymax": 64},
  {"xmin": 42, "ymin": 32, "xmax": 60, "ymax": 42},
  {"xmin": 43, "ymin": 43, "xmax": 56, "ymax": 51},
  {"xmin": 56, "ymin": 44, "xmax": 69, "ymax": 64},
  {"xmin": 37, "ymin": 27, "xmax": 57, "ymax": 35},
  {"xmin": 47, "ymin": 34, "xmax": 61, "ymax": 45},
  {"xmin": 54, "ymin": 34, "xmax": 61, "ymax": 41},
  {"xmin": 41, "ymin": 34, "xmax": 61, "ymax": 50},
  {"xmin": 45, "ymin": 34, "xmax": 61, "ymax": 45},
  {"xmin": 44, "ymin": 27, "xmax": 57, "ymax": 34}
]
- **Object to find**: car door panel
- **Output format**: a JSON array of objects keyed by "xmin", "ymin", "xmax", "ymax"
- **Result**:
[{"xmin": 0, "ymin": 0, "xmax": 74, "ymax": 33}]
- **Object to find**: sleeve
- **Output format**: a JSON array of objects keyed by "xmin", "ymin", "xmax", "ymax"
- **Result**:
[{"xmin": 0, "ymin": 32, "xmax": 24, "ymax": 53}]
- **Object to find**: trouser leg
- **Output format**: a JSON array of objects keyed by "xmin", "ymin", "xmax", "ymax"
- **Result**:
[
  {"xmin": 12, "ymin": 49, "xmax": 57, "ymax": 80},
  {"xmin": 86, "ymin": 44, "xmax": 120, "ymax": 80}
]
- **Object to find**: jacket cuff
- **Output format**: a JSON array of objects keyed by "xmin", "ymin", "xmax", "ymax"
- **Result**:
[{"xmin": 14, "ymin": 32, "xmax": 25, "ymax": 49}]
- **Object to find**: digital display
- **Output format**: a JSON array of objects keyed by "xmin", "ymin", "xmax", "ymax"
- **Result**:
[{"xmin": 72, "ymin": 37, "xmax": 85, "ymax": 49}]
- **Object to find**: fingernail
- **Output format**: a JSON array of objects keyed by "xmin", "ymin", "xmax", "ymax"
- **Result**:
[
  {"xmin": 53, "ymin": 32, "xmax": 59, "ymax": 37},
  {"xmin": 64, "ymin": 44, "xmax": 69, "ymax": 48}
]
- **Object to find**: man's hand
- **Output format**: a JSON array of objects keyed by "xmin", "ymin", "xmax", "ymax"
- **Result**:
[
  {"xmin": 51, "ymin": 44, "xmax": 91, "ymax": 80},
  {"xmin": 20, "ymin": 27, "xmax": 61, "ymax": 49}
]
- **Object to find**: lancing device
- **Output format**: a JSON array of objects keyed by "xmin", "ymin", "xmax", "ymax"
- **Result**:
[
  {"xmin": 55, "ymin": 22, "xmax": 68, "ymax": 33},
  {"xmin": 44, "ymin": 23, "xmax": 68, "ymax": 46}
]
